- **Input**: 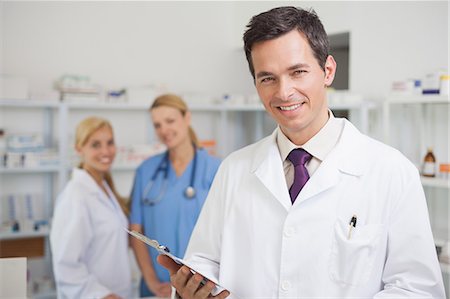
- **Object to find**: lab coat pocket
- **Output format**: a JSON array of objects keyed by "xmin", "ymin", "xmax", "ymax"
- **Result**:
[{"xmin": 329, "ymin": 219, "xmax": 383, "ymax": 287}]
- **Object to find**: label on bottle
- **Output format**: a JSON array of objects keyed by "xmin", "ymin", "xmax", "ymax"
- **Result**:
[{"xmin": 423, "ymin": 162, "xmax": 436, "ymax": 176}]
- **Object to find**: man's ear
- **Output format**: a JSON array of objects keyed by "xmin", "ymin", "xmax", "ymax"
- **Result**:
[{"xmin": 324, "ymin": 55, "xmax": 337, "ymax": 87}]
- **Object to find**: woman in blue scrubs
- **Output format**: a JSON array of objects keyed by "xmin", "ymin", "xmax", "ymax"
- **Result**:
[{"xmin": 129, "ymin": 94, "xmax": 221, "ymax": 297}]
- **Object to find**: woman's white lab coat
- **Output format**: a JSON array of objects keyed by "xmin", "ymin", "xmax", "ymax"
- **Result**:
[
  {"xmin": 50, "ymin": 168, "xmax": 132, "ymax": 299},
  {"xmin": 185, "ymin": 119, "xmax": 445, "ymax": 298}
]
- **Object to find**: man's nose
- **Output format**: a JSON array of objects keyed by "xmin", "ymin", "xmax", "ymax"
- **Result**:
[{"xmin": 275, "ymin": 77, "xmax": 295, "ymax": 101}]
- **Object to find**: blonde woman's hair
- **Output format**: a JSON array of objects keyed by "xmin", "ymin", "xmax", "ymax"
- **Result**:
[
  {"xmin": 150, "ymin": 94, "xmax": 200, "ymax": 148},
  {"xmin": 75, "ymin": 116, "xmax": 129, "ymax": 215}
]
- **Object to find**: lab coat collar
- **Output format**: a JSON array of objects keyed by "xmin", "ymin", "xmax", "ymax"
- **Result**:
[
  {"xmin": 252, "ymin": 119, "xmax": 367, "ymax": 210},
  {"xmin": 296, "ymin": 119, "xmax": 366, "ymax": 203},
  {"xmin": 71, "ymin": 168, "xmax": 117, "ymax": 209},
  {"xmin": 334, "ymin": 119, "xmax": 367, "ymax": 176},
  {"xmin": 252, "ymin": 130, "xmax": 292, "ymax": 211}
]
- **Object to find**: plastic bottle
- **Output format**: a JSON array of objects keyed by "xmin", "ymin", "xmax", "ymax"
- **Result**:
[
  {"xmin": 440, "ymin": 75, "xmax": 449, "ymax": 95},
  {"xmin": 0, "ymin": 129, "xmax": 5, "ymax": 167},
  {"xmin": 422, "ymin": 147, "xmax": 436, "ymax": 177}
]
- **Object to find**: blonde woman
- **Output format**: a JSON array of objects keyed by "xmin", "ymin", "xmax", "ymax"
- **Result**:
[
  {"xmin": 129, "ymin": 94, "xmax": 221, "ymax": 297},
  {"xmin": 51, "ymin": 117, "xmax": 132, "ymax": 299}
]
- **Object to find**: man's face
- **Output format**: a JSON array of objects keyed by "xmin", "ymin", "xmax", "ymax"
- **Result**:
[{"xmin": 251, "ymin": 30, "xmax": 336, "ymax": 145}]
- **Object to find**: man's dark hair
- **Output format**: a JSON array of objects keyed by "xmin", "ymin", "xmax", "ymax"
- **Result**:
[{"xmin": 243, "ymin": 6, "xmax": 330, "ymax": 79}]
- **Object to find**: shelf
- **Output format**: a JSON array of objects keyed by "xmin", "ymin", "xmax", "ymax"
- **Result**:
[
  {"xmin": 1, "ymin": 99, "xmax": 376, "ymax": 112},
  {"xmin": 0, "ymin": 165, "xmax": 60, "ymax": 174},
  {"xmin": 221, "ymin": 104, "xmax": 265, "ymax": 111},
  {"xmin": 421, "ymin": 177, "xmax": 450, "ymax": 189},
  {"xmin": 386, "ymin": 94, "xmax": 450, "ymax": 104},
  {"xmin": 0, "ymin": 99, "xmax": 59, "ymax": 108},
  {"xmin": 330, "ymin": 102, "xmax": 377, "ymax": 110},
  {"xmin": 65, "ymin": 102, "xmax": 148, "ymax": 110},
  {"xmin": 0, "ymin": 228, "xmax": 49, "ymax": 240},
  {"xmin": 111, "ymin": 164, "xmax": 139, "ymax": 171}
]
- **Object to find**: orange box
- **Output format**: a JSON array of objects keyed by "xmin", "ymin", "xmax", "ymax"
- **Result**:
[
  {"xmin": 199, "ymin": 139, "xmax": 217, "ymax": 156},
  {"xmin": 439, "ymin": 163, "xmax": 450, "ymax": 173}
]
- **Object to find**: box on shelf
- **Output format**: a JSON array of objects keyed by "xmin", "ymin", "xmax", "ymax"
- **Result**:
[
  {"xmin": 114, "ymin": 143, "xmax": 166, "ymax": 167},
  {"xmin": 199, "ymin": 139, "xmax": 217, "ymax": 156}
]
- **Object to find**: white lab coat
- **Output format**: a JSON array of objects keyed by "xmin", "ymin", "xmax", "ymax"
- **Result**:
[
  {"xmin": 50, "ymin": 168, "xmax": 132, "ymax": 299},
  {"xmin": 185, "ymin": 119, "xmax": 445, "ymax": 298}
]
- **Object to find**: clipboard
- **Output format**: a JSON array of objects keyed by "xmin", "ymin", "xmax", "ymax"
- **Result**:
[{"xmin": 125, "ymin": 228, "xmax": 226, "ymax": 296}]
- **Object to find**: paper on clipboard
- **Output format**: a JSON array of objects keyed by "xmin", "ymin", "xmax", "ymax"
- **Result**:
[{"xmin": 125, "ymin": 228, "xmax": 226, "ymax": 296}]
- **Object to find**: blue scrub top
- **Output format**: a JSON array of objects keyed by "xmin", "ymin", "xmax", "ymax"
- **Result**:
[{"xmin": 129, "ymin": 148, "xmax": 221, "ymax": 295}]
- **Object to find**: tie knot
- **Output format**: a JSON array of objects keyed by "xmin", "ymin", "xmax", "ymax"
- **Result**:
[{"xmin": 287, "ymin": 148, "xmax": 312, "ymax": 167}]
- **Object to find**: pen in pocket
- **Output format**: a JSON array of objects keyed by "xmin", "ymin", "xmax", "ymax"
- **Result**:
[{"xmin": 347, "ymin": 215, "xmax": 357, "ymax": 240}]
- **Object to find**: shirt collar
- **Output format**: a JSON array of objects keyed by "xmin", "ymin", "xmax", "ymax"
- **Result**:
[{"xmin": 276, "ymin": 110, "xmax": 343, "ymax": 162}]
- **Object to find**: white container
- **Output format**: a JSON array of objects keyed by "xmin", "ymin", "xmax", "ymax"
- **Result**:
[{"xmin": 440, "ymin": 75, "xmax": 449, "ymax": 95}]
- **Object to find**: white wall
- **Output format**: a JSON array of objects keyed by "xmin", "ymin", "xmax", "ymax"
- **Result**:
[
  {"xmin": 2, "ymin": 1, "xmax": 249, "ymax": 97},
  {"xmin": 2, "ymin": 1, "xmax": 448, "ymax": 100},
  {"xmin": 231, "ymin": 1, "xmax": 448, "ymax": 99},
  {"xmin": 0, "ymin": 1, "xmax": 3, "ymax": 75}
]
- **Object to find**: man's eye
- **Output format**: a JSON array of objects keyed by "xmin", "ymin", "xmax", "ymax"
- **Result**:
[
  {"xmin": 260, "ymin": 77, "xmax": 274, "ymax": 84},
  {"xmin": 293, "ymin": 70, "xmax": 307, "ymax": 76}
]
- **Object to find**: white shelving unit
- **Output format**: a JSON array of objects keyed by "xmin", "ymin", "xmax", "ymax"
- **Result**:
[
  {"xmin": 383, "ymin": 93, "xmax": 450, "ymax": 292},
  {"xmin": 421, "ymin": 177, "xmax": 450, "ymax": 189},
  {"xmin": 0, "ymin": 227, "xmax": 49, "ymax": 241},
  {"xmin": 383, "ymin": 94, "xmax": 450, "ymax": 143}
]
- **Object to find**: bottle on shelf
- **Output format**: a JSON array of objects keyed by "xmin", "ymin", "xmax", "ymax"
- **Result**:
[
  {"xmin": 0, "ymin": 129, "xmax": 6, "ymax": 167},
  {"xmin": 422, "ymin": 147, "xmax": 437, "ymax": 177}
]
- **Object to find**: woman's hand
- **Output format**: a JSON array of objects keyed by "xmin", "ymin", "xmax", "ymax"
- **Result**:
[{"xmin": 102, "ymin": 294, "xmax": 122, "ymax": 299}]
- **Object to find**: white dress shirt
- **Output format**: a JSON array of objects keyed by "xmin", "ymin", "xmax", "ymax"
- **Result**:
[{"xmin": 277, "ymin": 111, "xmax": 344, "ymax": 189}]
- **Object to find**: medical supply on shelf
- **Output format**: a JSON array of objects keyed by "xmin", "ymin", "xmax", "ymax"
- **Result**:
[
  {"xmin": 2, "ymin": 149, "xmax": 59, "ymax": 169},
  {"xmin": 422, "ymin": 147, "xmax": 436, "ymax": 177},
  {"xmin": 6, "ymin": 133, "xmax": 44, "ymax": 152},
  {"xmin": 0, "ymin": 193, "xmax": 47, "ymax": 233},
  {"xmin": 422, "ymin": 72, "xmax": 441, "ymax": 95},
  {"xmin": 440, "ymin": 75, "xmax": 449, "ymax": 95},
  {"xmin": 391, "ymin": 79, "xmax": 422, "ymax": 95},
  {"xmin": 106, "ymin": 88, "xmax": 127, "ymax": 103},
  {"xmin": 199, "ymin": 139, "xmax": 217, "ymax": 156},
  {"xmin": 439, "ymin": 163, "xmax": 450, "ymax": 179},
  {"xmin": 0, "ymin": 129, "xmax": 5, "ymax": 168}
]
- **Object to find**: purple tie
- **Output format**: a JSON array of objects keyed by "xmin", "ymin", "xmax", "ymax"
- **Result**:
[{"xmin": 287, "ymin": 148, "xmax": 312, "ymax": 203}]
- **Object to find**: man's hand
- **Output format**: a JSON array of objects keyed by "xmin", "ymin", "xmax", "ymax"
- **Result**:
[
  {"xmin": 148, "ymin": 279, "xmax": 172, "ymax": 298},
  {"xmin": 157, "ymin": 255, "xmax": 230, "ymax": 299}
]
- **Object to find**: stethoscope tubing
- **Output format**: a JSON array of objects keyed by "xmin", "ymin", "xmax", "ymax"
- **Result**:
[{"xmin": 142, "ymin": 148, "xmax": 197, "ymax": 205}]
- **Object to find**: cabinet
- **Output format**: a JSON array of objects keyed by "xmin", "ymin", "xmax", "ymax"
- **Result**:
[
  {"xmin": 0, "ymin": 94, "xmax": 375, "ymax": 297},
  {"xmin": 383, "ymin": 94, "xmax": 450, "ymax": 294},
  {"xmin": 0, "ymin": 100, "xmax": 59, "ymax": 299}
]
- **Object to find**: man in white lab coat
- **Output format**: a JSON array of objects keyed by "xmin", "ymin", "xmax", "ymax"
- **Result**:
[{"xmin": 158, "ymin": 6, "xmax": 445, "ymax": 299}]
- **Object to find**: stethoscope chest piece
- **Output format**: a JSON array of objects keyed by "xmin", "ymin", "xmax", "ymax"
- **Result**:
[
  {"xmin": 142, "ymin": 148, "xmax": 198, "ymax": 205},
  {"xmin": 185, "ymin": 186, "xmax": 196, "ymax": 199}
]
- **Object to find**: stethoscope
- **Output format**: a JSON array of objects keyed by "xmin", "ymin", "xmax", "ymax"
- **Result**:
[{"xmin": 142, "ymin": 148, "xmax": 197, "ymax": 206}]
